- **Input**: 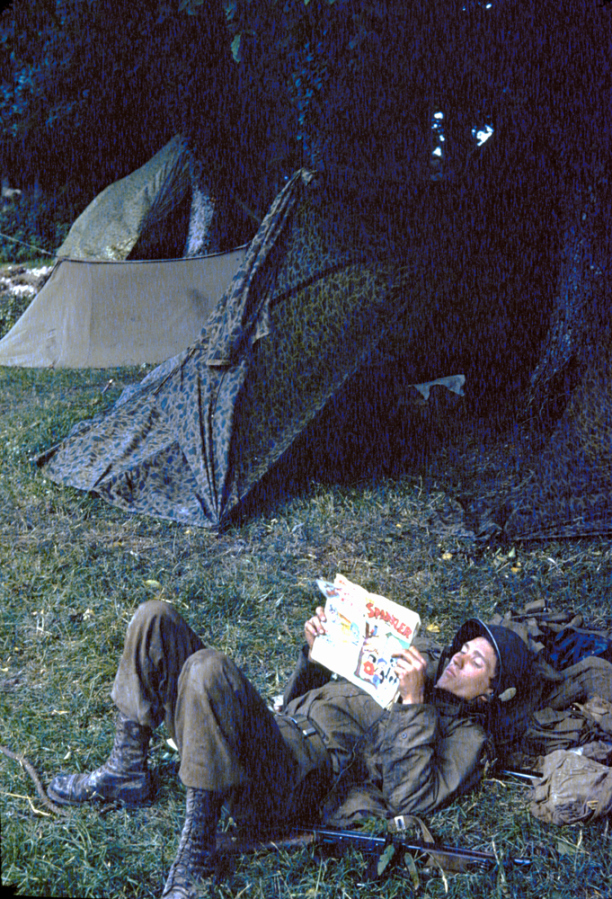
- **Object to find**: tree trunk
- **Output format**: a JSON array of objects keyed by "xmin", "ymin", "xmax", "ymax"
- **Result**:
[
  {"xmin": 184, "ymin": 154, "xmax": 217, "ymax": 256},
  {"xmin": 528, "ymin": 177, "xmax": 607, "ymax": 421}
]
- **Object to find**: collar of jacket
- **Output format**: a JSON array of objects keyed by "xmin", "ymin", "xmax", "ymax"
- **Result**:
[{"xmin": 430, "ymin": 686, "xmax": 489, "ymax": 726}]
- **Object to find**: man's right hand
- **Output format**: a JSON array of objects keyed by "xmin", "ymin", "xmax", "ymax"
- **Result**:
[
  {"xmin": 392, "ymin": 646, "xmax": 427, "ymax": 704},
  {"xmin": 304, "ymin": 606, "xmax": 327, "ymax": 656}
]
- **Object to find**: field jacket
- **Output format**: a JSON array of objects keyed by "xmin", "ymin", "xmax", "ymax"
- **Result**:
[{"xmin": 279, "ymin": 642, "xmax": 489, "ymax": 825}]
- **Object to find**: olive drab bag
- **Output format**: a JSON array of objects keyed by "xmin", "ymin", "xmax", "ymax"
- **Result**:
[
  {"xmin": 529, "ymin": 741, "xmax": 612, "ymax": 825},
  {"xmin": 486, "ymin": 600, "xmax": 612, "ymax": 824}
]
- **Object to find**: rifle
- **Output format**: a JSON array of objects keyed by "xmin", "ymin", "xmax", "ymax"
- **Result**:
[
  {"xmin": 307, "ymin": 825, "xmax": 530, "ymax": 873},
  {"xmin": 214, "ymin": 821, "xmax": 531, "ymax": 879}
]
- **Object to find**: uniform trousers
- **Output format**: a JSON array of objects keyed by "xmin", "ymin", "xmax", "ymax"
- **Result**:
[{"xmin": 110, "ymin": 600, "xmax": 330, "ymax": 822}]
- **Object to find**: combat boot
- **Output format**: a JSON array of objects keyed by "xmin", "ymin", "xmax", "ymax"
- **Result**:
[
  {"xmin": 161, "ymin": 788, "xmax": 223, "ymax": 899},
  {"xmin": 47, "ymin": 711, "xmax": 153, "ymax": 806}
]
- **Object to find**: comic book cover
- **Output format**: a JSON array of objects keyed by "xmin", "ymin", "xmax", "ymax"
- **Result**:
[{"xmin": 310, "ymin": 574, "xmax": 421, "ymax": 707}]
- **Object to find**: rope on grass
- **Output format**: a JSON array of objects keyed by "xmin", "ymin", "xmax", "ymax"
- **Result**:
[
  {"xmin": 0, "ymin": 231, "xmax": 56, "ymax": 257},
  {"xmin": 0, "ymin": 744, "xmax": 70, "ymax": 816}
]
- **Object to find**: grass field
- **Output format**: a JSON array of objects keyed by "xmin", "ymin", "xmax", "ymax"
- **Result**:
[{"xmin": 1, "ymin": 353, "xmax": 611, "ymax": 898}]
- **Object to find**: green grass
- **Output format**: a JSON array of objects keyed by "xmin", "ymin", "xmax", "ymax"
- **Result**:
[{"xmin": 1, "ymin": 364, "xmax": 611, "ymax": 899}]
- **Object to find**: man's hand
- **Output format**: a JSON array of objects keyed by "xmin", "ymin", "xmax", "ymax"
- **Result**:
[
  {"xmin": 392, "ymin": 647, "xmax": 427, "ymax": 704},
  {"xmin": 304, "ymin": 606, "xmax": 327, "ymax": 657}
]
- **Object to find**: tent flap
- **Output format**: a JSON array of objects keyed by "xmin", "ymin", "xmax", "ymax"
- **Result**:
[
  {"xmin": 0, "ymin": 248, "xmax": 247, "ymax": 368},
  {"xmin": 57, "ymin": 135, "xmax": 191, "ymax": 261}
]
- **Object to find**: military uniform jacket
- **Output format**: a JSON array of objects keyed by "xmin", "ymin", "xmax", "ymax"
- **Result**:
[{"xmin": 276, "ymin": 643, "xmax": 489, "ymax": 825}]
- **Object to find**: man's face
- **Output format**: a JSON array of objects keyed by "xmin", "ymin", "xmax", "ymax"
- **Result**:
[{"xmin": 435, "ymin": 636, "xmax": 497, "ymax": 702}]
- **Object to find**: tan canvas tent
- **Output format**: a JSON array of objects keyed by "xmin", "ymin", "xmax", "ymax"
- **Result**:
[
  {"xmin": 0, "ymin": 132, "xmax": 248, "ymax": 368},
  {"xmin": 0, "ymin": 248, "xmax": 246, "ymax": 368}
]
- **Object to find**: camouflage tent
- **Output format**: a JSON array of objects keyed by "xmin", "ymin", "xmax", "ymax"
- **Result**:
[
  {"xmin": 37, "ymin": 168, "xmax": 612, "ymax": 537},
  {"xmin": 39, "ymin": 169, "xmax": 449, "ymax": 528}
]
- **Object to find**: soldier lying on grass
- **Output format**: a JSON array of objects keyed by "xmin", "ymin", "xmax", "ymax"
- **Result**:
[{"xmin": 47, "ymin": 600, "xmax": 534, "ymax": 898}]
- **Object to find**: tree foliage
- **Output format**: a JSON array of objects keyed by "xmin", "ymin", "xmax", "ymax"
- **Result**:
[
  {"xmin": 1, "ymin": 0, "xmax": 609, "ymax": 199},
  {"xmin": 0, "ymin": 0, "xmax": 610, "ymax": 305},
  {"xmin": 0, "ymin": 0, "xmax": 233, "ymax": 196}
]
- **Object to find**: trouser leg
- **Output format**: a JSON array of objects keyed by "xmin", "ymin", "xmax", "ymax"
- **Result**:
[
  {"xmin": 174, "ymin": 647, "xmax": 302, "ymax": 820},
  {"xmin": 110, "ymin": 600, "xmax": 325, "ymax": 821},
  {"xmin": 111, "ymin": 599, "xmax": 205, "ymax": 739}
]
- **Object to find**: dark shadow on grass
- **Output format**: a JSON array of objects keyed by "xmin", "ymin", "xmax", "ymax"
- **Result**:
[{"xmin": 231, "ymin": 362, "xmax": 468, "ymax": 526}]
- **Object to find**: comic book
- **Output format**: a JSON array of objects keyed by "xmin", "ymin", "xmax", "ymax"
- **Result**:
[{"xmin": 311, "ymin": 574, "xmax": 421, "ymax": 708}]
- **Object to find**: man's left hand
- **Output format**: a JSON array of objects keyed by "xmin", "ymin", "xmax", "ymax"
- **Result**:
[{"xmin": 304, "ymin": 607, "xmax": 327, "ymax": 658}]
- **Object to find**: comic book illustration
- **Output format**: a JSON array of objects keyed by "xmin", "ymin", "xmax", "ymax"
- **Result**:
[{"xmin": 311, "ymin": 574, "xmax": 421, "ymax": 708}]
